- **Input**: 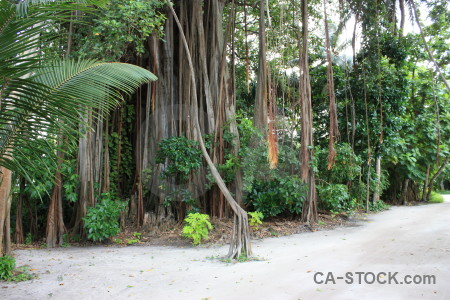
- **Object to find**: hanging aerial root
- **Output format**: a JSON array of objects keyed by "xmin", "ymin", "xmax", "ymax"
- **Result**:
[
  {"xmin": 165, "ymin": 0, "xmax": 252, "ymax": 260},
  {"xmin": 268, "ymin": 125, "xmax": 278, "ymax": 169}
]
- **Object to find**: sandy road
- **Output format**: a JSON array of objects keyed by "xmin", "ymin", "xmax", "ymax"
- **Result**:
[{"xmin": 2, "ymin": 196, "xmax": 449, "ymax": 300}]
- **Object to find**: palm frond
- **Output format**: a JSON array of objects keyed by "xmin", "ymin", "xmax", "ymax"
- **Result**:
[
  {"xmin": 1, "ymin": 60, "xmax": 156, "ymax": 173},
  {"xmin": 15, "ymin": 0, "xmax": 107, "ymax": 16},
  {"xmin": 0, "ymin": 0, "xmax": 157, "ymax": 178}
]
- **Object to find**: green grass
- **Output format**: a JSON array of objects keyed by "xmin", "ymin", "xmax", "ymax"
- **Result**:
[{"xmin": 429, "ymin": 191, "xmax": 444, "ymax": 203}]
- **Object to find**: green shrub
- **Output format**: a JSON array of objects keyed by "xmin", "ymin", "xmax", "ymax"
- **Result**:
[
  {"xmin": 83, "ymin": 194, "xmax": 126, "ymax": 242},
  {"xmin": 156, "ymin": 136, "xmax": 203, "ymax": 209},
  {"xmin": 25, "ymin": 232, "xmax": 32, "ymax": 245},
  {"xmin": 429, "ymin": 192, "xmax": 444, "ymax": 203},
  {"xmin": 248, "ymin": 211, "xmax": 264, "ymax": 230},
  {"xmin": 126, "ymin": 232, "xmax": 142, "ymax": 245},
  {"xmin": 369, "ymin": 200, "xmax": 390, "ymax": 211},
  {"xmin": 315, "ymin": 143, "xmax": 362, "ymax": 184},
  {"xmin": 247, "ymin": 176, "xmax": 307, "ymax": 217},
  {"xmin": 318, "ymin": 183, "xmax": 355, "ymax": 213},
  {"xmin": 349, "ymin": 181, "xmax": 367, "ymax": 205},
  {"xmin": 182, "ymin": 213, "xmax": 213, "ymax": 245},
  {"xmin": 0, "ymin": 256, "xmax": 15, "ymax": 281},
  {"xmin": 156, "ymin": 136, "xmax": 202, "ymax": 181}
]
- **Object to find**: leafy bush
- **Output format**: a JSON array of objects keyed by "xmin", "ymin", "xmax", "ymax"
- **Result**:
[
  {"xmin": 78, "ymin": 0, "xmax": 166, "ymax": 60},
  {"xmin": 0, "ymin": 256, "xmax": 15, "ymax": 281},
  {"xmin": 182, "ymin": 213, "xmax": 213, "ymax": 245},
  {"xmin": 248, "ymin": 211, "xmax": 264, "ymax": 230},
  {"xmin": 315, "ymin": 143, "xmax": 362, "ymax": 184},
  {"xmin": 156, "ymin": 136, "xmax": 203, "ymax": 209},
  {"xmin": 369, "ymin": 200, "xmax": 390, "ymax": 211},
  {"xmin": 83, "ymin": 194, "xmax": 126, "ymax": 242},
  {"xmin": 247, "ymin": 176, "xmax": 307, "ymax": 217},
  {"xmin": 349, "ymin": 181, "xmax": 367, "ymax": 205},
  {"xmin": 61, "ymin": 158, "xmax": 79, "ymax": 203},
  {"xmin": 25, "ymin": 233, "xmax": 32, "ymax": 245},
  {"xmin": 317, "ymin": 183, "xmax": 355, "ymax": 213},
  {"xmin": 126, "ymin": 232, "xmax": 142, "ymax": 245},
  {"xmin": 429, "ymin": 192, "xmax": 444, "ymax": 203},
  {"xmin": 156, "ymin": 136, "xmax": 203, "ymax": 181},
  {"xmin": 240, "ymin": 143, "xmax": 301, "ymax": 193},
  {"xmin": 367, "ymin": 168, "xmax": 390, "ymax": 198}
]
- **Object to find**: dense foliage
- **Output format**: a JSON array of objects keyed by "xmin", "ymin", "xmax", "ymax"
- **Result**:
[
  {"xmin": 1, "ymin": 0, "xmax": 449, "ymax": 252},
  {"xmin": 182, "ymin": 213, "xmax": 213, "ymax": 245},
  {"xmin": 83, "ymin": 194, "xmax": 126, "ymax": 242}
]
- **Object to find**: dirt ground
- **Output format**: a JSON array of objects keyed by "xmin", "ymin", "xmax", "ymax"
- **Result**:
[{"xmin": 2, "ymin": 196, "xmax": 449, "ymax": 300}]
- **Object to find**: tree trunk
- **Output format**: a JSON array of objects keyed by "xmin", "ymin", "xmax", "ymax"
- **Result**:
[
  {"xmin": 399, "ymin": 0, "xmax": 405, "ymax": 37},
  {"xmin": 373, "ymin": 157, "xmax": 381, "ymax": 202},
  {"xmin": 323, "ymin": 0, "xmax": 339, "ymax": 170},
  {"xmin": 166, "ymin": 0, "xmax": 252, "ymax": 258},
  {"xmin": 421, "ymin": 165, "xmax": 430, "ymax": 202},
  {"xmin": 299, "ymin": 0, "xmax": 318, "ymax": 224},
  {"xmin": 254, "ymin": 0, "xmax": 269, "ymax": 133},
  {"xmin": 46, "ymin": 145, "xmax": 66, "ymax": 248},
  {"xmin": 411, "ymin": 0, "xmax": 450, "ymax": 92},
  {"xmin": 14, "ymin": 178, "xmax": 25, "ymax": 244},
  {"xmin": 0, "ymin": 167, "xmax": 12, "ymax": 256},
  {"xmin": 401, "ymin": 178, "xmax": 410, "ymax": 205},
  {"xmin": 426, "ymin": 157, "xmax": 449, "ymax": 201},
  {"xmin": 229, "ymin": 4, "xmax": 244, "ymax": 205}
]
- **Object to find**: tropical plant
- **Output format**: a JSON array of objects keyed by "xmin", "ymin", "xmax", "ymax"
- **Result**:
[
  {"xmin": 247, "ymin": 176, "xmax": 307, "ymax": 217},
  {"xmin": 368, "ymin": 200, "xmax": 390, "ymax": 212},
  {"xmin": 156, "ymin": 136, "xmax": 203, "ymax": 181},
  {"xmin": 0, "ymin": 0, "xmax": 156, "ymax": 255},
  {"xmin": 248, "ymin": 211, "xmax": 264, "ymax": 230},
  {"xmin": 83, "ymin": 193, "xmax": 126, "ymax": 242},
  {"xmin": 0, "ymin": 255, "xmax": 15, "ymax": 280},
  {"xmin": 182, "ymin": 213, "xmax": 213, "ymax": 245},
  {"xmin": 317, "ymin": 183, "xmax": 355, "ymax": 213},
  {"xmin": 0, "ymin": 0, "xmax": 156, "ymax": 172}
]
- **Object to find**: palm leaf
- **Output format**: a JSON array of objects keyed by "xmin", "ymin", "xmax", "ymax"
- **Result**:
[
  {"xmin": 0, "ymin": 0, "xmax": 157, "ymax": 177},
  {"xmin": 0, "ymin": 60, "xmax": 157, "ymax": 174}
]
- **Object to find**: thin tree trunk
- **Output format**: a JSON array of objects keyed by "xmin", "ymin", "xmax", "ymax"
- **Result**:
[
  {"xmin": 254, "ymin": 0, "xmax": 268, "ymax": 133},
  {"xmin": 399, "ymin": 0, "xmax": 405, "ymax": 37},
  {"xmin": 411, "ymin": 0, "xmax": 450, "ymax": 92},
  {"xmin": 323, "ymin": 0, "xmax": 339, "ymax": 170},
  {"xmin": 229, "ymin": 0, "xmax": 243, "ymax": 205},
  {"xmin": 102, "ymin": 115, "xmax": 110, "ymax": 193},
  {"xmin": 432, "ymin": 77, "xmax": 441, "ymax": 165},
  {"xmin": 0, "ymin": 167, "xmax": 12, "ymax": 256},
  {"xmin": 46, "ymin": 19, "xmax": 75, "ymax": 246},
  {"xmin": 362, "ymin": 57, "xmax": 371, "ymax": 213},
  {"xmin": 401, "ymin": 178, "xmax": 410, "ymax": 205},
  {"xmin": 422, "ymin": 165, "xmax": 430, "ymax": 202},
  {"xmin": 299, "ymin": 0, "xmax": 317, "ymax": 224},
  {"xmin": 372, "ymin": 157, "xmax": 381, "ymax": 202},
  {"xmin": 426, "ymin": 157, "xmax": 449, "ymax": 201},
  {"xmin": 46, "ymin": 143, "xmax": 67, "ymax": 248},
  {"xmin": 14, "ymin": 178, "xmax": 25, "ymax": 244},
  {"xmin": 350, "ymin": 13, "xmax": 358, "ymax": 150},
  {"xmin": 166, "ymin": 0, "xmax": 251, "ymax": 259}
]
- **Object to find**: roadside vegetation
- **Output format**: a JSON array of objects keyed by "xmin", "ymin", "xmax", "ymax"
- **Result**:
[{"xmin": 0, "ymin": 0, "xmax": 448, "ymax": 272}]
